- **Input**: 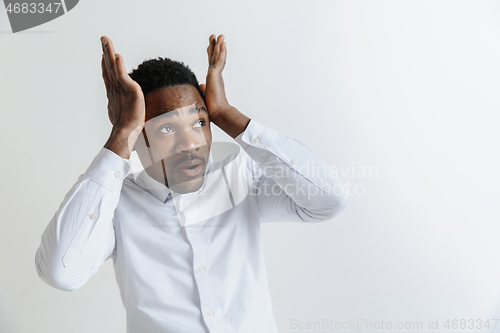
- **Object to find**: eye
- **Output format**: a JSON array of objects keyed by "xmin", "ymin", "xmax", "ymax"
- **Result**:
[
  {"xmin": 193, "ymin": 119, "xmax": 206, "ymax": 128},
  {"xmin": 158, "ymin": 125, "xmax": 174, "ymax": 134}
]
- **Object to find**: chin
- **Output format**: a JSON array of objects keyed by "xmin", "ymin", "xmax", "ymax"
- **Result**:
[{"xmin": 169, "ymin": 176, "xmax": 205, "ymax": 194}]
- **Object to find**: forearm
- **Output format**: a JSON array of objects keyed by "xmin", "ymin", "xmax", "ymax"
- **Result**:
[
  {"xmin": 235, "ymin": 120, "xmax": 350, "ymax": 222},
  {"xmin": 35, "ymin": 149, "xmax": 129, "ymax": 291},
  {"xmin": 256, "ymin": 156, "xmax": 349, "ymax": 221},
  {"xmin": 36, "ymin": 186, "xmax": 117, "ymax": 291},
  {"xmin": 210, "ymin": 106, "xmax": 251, "ymax": 139},
  {"xmin": 104, "ymin": 126, "xmax": 142, "ymax": 160}
]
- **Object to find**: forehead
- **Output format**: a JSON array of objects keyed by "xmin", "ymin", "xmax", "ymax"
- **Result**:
[{"xmin": 145, "ymin": 85, "xmax": 204, "ymax": 120}]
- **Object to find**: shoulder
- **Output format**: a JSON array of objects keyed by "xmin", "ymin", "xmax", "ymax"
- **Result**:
[
  {"xmin": 121, "ymin": 172, "xmax": 146, "ymax": 195},
  {"xmin": 211, "ymin": 143, "xmax": 262, "ymax": 176}
]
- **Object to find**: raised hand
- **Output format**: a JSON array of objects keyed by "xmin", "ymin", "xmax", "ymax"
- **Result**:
[
  {"xmin": 199, "ymin": 34, "xmax": 250, "ymax": 138},
  {"xmin": 101, "ymin": 36, "xmax": 145, "ymax": 159},
  {"xmin": 200, "ymin": 34, "xmax": 230, "ymax": 121}
]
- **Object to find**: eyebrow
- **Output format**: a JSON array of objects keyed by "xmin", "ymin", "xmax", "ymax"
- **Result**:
[{"xmin": 154, "ymin": 105, "xmax": 207, "ymax": 119}]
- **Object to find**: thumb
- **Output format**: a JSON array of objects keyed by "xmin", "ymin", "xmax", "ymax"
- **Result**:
[{"xmin": 199, "ymin": 83, "xmax": 206, "ymax": 96}]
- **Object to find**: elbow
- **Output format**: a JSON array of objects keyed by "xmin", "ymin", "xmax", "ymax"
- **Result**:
[
  {"xmin": 35, "ymin": 248, "xmax": 81, "ymax": 292},
  {"xmin": 327, "ymin": 190, "xmax": 350, "ymax": 219},
  {"xmin": 303, "ymin": 187, "xmax": 350, "ymax": 223},
  {"xmin": 323, "ymin": 177, "xmax": 350, "ymax": 220}
]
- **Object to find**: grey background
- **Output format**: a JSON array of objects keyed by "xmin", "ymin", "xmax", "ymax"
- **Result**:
[{"xmin": 1, "ymin": 0, "xmax": 500, "ymax": 332}]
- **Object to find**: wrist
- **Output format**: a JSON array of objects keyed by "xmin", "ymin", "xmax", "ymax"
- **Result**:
[
  {"xmin": 104, "ymin": 126, "xmax": 141, "ymax": 159},
  {"xmin": 208, "ymin": 104, "xmax": 232, "ymax": 123},
  {"xmin": 210, "ymin": 106, "xmax": 250, "ymax": 139}
]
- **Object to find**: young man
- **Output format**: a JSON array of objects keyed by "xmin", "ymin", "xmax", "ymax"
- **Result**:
[{"xmin": 35, "ymin": 34, "xmax": 349, "ymax": 333}]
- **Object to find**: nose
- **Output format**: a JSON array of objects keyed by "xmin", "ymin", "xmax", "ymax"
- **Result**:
[{"xmin": 175, "ymin": 128, "xmax": 204, "ymax": 154}]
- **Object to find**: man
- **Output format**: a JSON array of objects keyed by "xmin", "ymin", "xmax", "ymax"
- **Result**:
[{"xmin": 35, "ymin": 34, "xmax": 350, "ymax": 333}]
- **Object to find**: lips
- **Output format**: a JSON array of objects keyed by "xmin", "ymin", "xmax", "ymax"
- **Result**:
[
  {"xmin": 175, "ymin": 159, "xmax": 204, "ymax": 178},
  {"xmin": 177, "ymin": 159, "xmax": 202, "ymax": 168}
]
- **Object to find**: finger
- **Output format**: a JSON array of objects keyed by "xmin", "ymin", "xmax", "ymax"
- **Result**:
[
  {"xmin": 208, "ymin": 34, "xmax": 216, "ymax": 64},
  {"xmin": 106, "ymin": 38, "xmax": 118, "ymax": 82},
  {"xmin": 208, "ymin": 34, "xmax": 216, "ymax": 51},
  {"xmin": 218, "ymin": 41, "xmax": 227, "ymax": 69},
  {"xmin": 212, "ymin": 35, "xmax": 225, "ymax": 68},
  {"xmin": 101, "ymin": 36, "xmax": 111, "ymax": 72},
  {"xmin": 216, "ymin": 35, "xmax": 225, "ymax": 56},
  {"xmin": 211, "ymin": 35, "xmax": 221, "ymax": 66},
  {"xmin": 101, "ymin": 36, "xmax": 117, "ymax": 82},
  {"xmin": 199, "ymin": 83, "xmax": 206, "ymax": 96},
  {"xmin": 101, "ymin": 54, "xmax": 111, "ymax": 91}
]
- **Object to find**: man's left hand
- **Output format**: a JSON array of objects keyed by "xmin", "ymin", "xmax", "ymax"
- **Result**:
[
  {"xmin": 200, "ymin": 34, "xmax": 250, "ymax": 138},
  {"xmin": 200, "ymin": 34, "xmax": 230, "ymax": 121}
]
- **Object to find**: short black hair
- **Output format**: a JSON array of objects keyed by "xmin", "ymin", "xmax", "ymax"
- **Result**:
[{"xmin": 129, "ymin": 57, "xmax": 204, "ymax": 98}]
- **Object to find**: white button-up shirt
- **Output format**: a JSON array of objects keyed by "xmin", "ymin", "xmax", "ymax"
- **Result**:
[{"xmin": 35, "ymin": 119, "xmax": 349, "ymax": 333}]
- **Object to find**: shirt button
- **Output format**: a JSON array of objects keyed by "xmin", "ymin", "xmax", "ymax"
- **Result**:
[
  {"xmin": 207, "ymin": 310, "xmax": 214, "ymax": 317},
  {"xmin": 291, "ymin": 160, "xmax": 297, "ymax": 165},
  {"xmin": 189, "ymin": 228, "xmax": 195, "ymax": 234},
  {"xmin": 198, "ymin": 266, "xmax": 205, "ymax": 272},
  {"xmin": 89, "ymin": 213, "xmax": 97, "ymax": 219},
  {"xmin": 182, "ymin": 200, "xmax": 187, "ymax": 206},
  {"xmin": 252, "ymin": 137, "xmax": 260, "ymax": 144},
  {"xmin": 114, "ymin": 172, "xmax": 121, "ymax": 178}
]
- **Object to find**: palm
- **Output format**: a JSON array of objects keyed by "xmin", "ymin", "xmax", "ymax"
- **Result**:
[
  {"xmin": 202, "ymin": 34, "xmax": 230, "ymax": 119},
  {"xmin": 100, "ymin": 36, "xmax": 145, "ymax": 133}
]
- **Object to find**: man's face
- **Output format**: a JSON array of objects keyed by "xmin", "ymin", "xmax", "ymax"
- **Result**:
[{"xmin": 134, "ymin": 85, "xmax": 212, "ymax": 194}]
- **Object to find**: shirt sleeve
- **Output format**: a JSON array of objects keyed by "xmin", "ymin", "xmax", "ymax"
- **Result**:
[
  {"xmin": 35, "ymin": 148, "xmax": 130, "ymax": 291},
  {"xmin": 234, "ymin": 119, "xmax": 350, "ymax": 223}
]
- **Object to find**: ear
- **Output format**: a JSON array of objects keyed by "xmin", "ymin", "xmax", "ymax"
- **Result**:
[{"xmin": 199, "ymin": 83, "xmax": 206, "ymax": 96}]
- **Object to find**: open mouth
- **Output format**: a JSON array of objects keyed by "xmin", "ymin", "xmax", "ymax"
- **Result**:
[
  {"xmin": 182, "ymin": 164, "xmax": 200, "ymax": 170},
  {"xmin": 175, "ymin": 159, "xmax": 204, "ymax": 178}
]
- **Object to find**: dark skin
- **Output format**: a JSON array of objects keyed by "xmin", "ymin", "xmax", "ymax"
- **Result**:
[
  {"xmin": 138, "ymin": 86, "xmax": 212, "ymax": 193},
  {"xmin": 100, "ymin": 34, "xmax": 251, "ymax": 193}
]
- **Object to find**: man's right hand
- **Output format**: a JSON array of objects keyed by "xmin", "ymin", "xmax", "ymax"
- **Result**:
[{"xmin": 101, "ymin": 36, "xmax": 145, "ymax": 160}]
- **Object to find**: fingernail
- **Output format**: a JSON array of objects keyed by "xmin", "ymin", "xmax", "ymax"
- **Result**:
[
  {"xmin": 101, "ymin": 37, "xmax": 107, "ymax": 46},
  {"xmin": 115, "ymin": 54, "xmax": 119, "ymax": 60}
]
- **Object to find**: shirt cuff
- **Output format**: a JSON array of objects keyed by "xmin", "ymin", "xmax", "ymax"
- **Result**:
[
  {"xmin": 83, "ymin": 148, "xmax": 131, "ymax": 192},
  {"xmin": 234, "ymin": 119, "xmax": 278, "ymax": 150}
]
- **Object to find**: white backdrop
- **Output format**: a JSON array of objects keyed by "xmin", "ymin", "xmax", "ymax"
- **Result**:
[{"xmin": 1, "ymin": 1, "xmax": 500, "ymax": 332}]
